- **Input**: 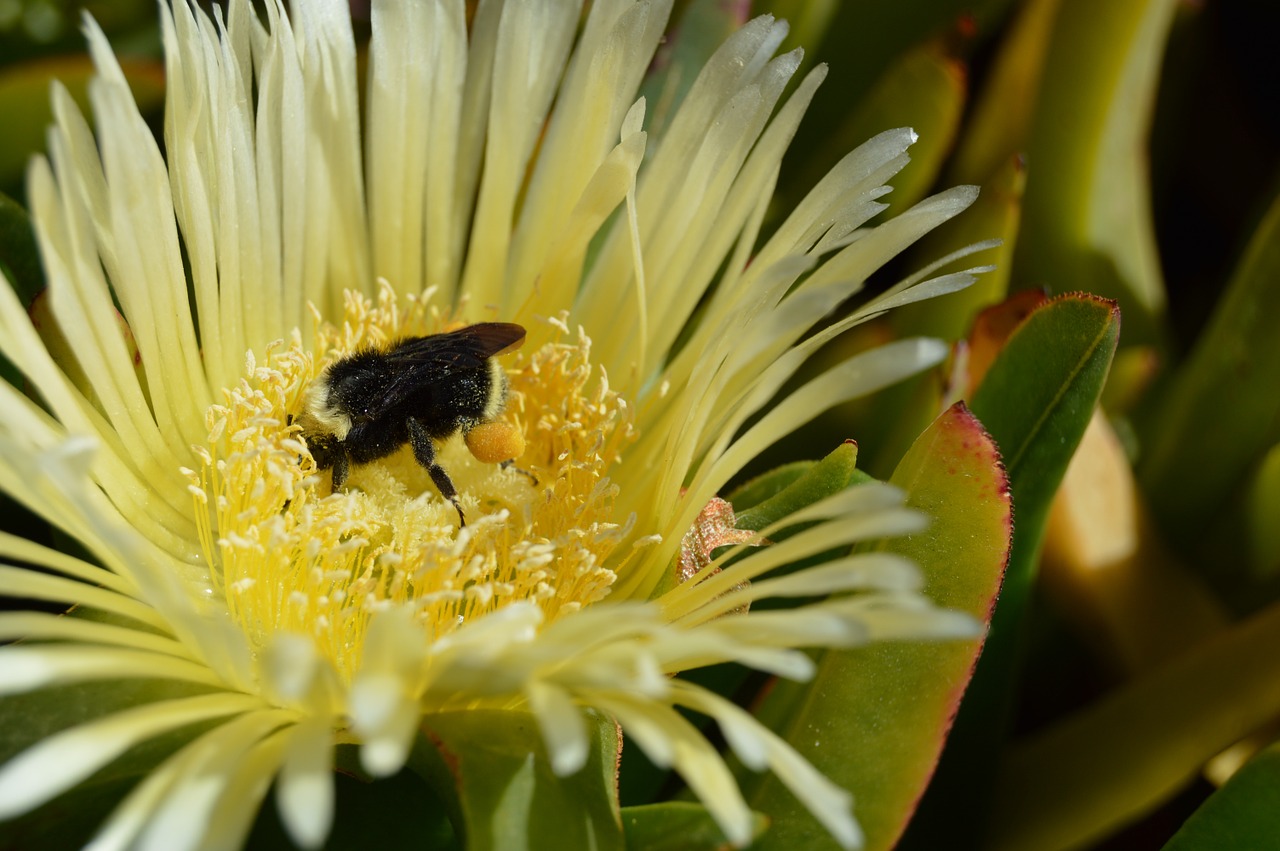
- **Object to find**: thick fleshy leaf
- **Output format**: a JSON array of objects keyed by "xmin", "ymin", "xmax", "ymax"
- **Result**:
[
  {"xmin": 964, "ymin": 288, "xmax": 1048, "ymax": 392},
  {"xmin": 1013, "ymin": 0, "xmax": 1177, "ymax": 343},
  {"xmin": 733, "ymin": 441, "xmax": 860, "ymax": 533},
  {"xmin": 1162, "ymin": 743, "xmax": 1280, "ymax": 851},
  {"xmin": 947, "ymin": 0, "xmax": 1061, "ymax": 185},
  {"xmin": 790, "ymin": 40, "xmax": 966, "ymax": 217},
  {"xmin": 991, "ymin": 600, "xmax": 1280, "ymax": 851},
  {"xmin": 1242, "ymin": 445, "xmax": 1280, "ymax": 578},
  {"xmin": 724, "ymin": 461, "xmax": 814, "ymax": 512},
  {"xmin": 622, "ymin": 801, "xmax": 766, "ymax": 850},
  {"xmin": 745, "ymin": 403, "xmax": 1010, "ymax": 850},
  {"xmin": 637, "ymin": 0, "xmax": 750, "ymax": 143},
  {"xmin": 417, "ymin": 709, "xmax": 623, "ymax": 851},
  {"xmin": 0, "ymin": 679, "xmax": 225, "ymax": 849},
  {"xmin": 0, "ymin": 193, "xmax": 42, "ymax": 304},
  {"xmin": 752, "ymin": 0, "xmax": 839, "ymax": 67},
  {"xmin": 970, "ymin": 294, "xmax": 1120, "ymax": 555},
  {"xmin": 902, "ymin": 292, "xmax": 1120, "ymax": 845},
  {"xmin": 893, "ymin": 153, "xmax": 1024, "ymax": 342},
  {"xmin": 1040, "ymin": 412, "xmax": 1226, "ymax": 674},
  {"xmin": 0, "ymin": 56, "xmax": 164, "ymax": 186},
  {"xmin": 1138, "ymin": 190, "xmax": 1280, "ymax": 572}
]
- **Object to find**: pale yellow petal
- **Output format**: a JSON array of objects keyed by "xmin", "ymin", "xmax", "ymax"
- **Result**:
[
  {"xmin": 276, "ymin": 716, "xmax": 335, "ymax": 850},
  {"xmin": 0, "ymin": 693, "xmax": 264, "ymax": 819}
]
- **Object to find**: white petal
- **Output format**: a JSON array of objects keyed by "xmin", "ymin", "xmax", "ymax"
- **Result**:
[
  {"xmin": 135, "ymin": 717, "xmax": 293, "ymax": 851},
  {"xmin": 460, "ymin": 0, "xmax": 583, "ymax": 311},
  {"xmin": 527, "ymin": 680, "xmax": 589, "ymax": 776},
  {"xmin": 349, "ymin": 674, "xmax": 419, "ymax": 777},
  {"xmin": 0, "ymin": 612, "xmax": 190, "ymax": 657},
  {"xmin": 0, "ymin": 566, "xmax": 165, "ymax": 631},
  {"xmin": 277, "ymin": 717, "xmax": 334, "ymax": 850},
  {"xmin": 598, "ymin": 694, "xmax": 754, "ymax": 847},
  {"xmin": 85, "ymin": 708, "xmax": 294, "ymax": 851},
  {"xmin": 0, "ymin": 528, "xmax": 136, "ymax": 595},
  {"xmin": 0, "ymin": 693, "xmax": 262, "ymax": 819},
  {"xmin": 0, "ymin": 645, "xmax": 224, "ymax": 695},
  {"xmin": 262, "ymin": 632, "xmax": 323, "ymax": 704},
  {"xmin": 673, "ymin": 684, "xmax": 862, "ymax": 850},
  {"xmin": 203, "ymin": 729, "xmax": 292, "ymax": 851}
]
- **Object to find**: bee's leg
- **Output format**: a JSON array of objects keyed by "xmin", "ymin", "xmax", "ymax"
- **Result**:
[
  {"xmin": 330, "ymin": 451, "xmax": 349, "ymax": 490},
  {"xmin": 499, "ymin": 460, "xmax": 539, "ymax": 486},
  {"xmin": 407, "ymin": 417, "xmax": 466, "ymax": 526}
]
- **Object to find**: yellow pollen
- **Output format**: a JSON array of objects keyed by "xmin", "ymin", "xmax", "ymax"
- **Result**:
[
  {"xmin": 465, "ymin": 421, "xmax": 525, "ymax": 464},
  {"xmin": 184, "ymin": 288, "xmax": 637, "ymax": 683}
]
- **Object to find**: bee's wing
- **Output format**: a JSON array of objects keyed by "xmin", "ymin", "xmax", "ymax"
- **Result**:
[
  {"xmin": 453, "ymin": 322, "xmax": 527, "ymax": 357},
  {"xmin": 368, "ymin": 324, "xmax": 526, "ymax": 418}
]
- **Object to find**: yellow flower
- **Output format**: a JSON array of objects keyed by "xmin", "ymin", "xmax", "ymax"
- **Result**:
[{"xmin": 0, "ymin": 0, "xmax": 988, "ymax": 847}]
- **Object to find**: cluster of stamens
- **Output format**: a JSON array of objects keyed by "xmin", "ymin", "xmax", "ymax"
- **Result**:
[{"xmin": 185, "ymin": 288, "xmax": 638, "ymax": 682}]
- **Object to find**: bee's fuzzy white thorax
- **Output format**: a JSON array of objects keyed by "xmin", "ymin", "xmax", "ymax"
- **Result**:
[
  {"xmin": 482, "ymin": 358, "xmax": 508, "ymax": 422},
  {"xmin": 303, "ymin": 378, "xmax": 353, "ymax": 440}
]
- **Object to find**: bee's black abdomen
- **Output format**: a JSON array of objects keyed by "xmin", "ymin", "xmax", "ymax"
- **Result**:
[{"xmin": 300, "ymin": 322, "xmax": 526, "ymax": 523}]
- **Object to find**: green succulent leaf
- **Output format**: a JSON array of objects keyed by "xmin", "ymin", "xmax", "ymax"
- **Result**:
[
  {"xmin": 622, "ymin": 801, "xmax": 766, "ymax": 851},
  {"xmin": 0, "ymin": 192, "xmax": 42, "ymax": 304},
  {"xmin": 948, "ymin": 0, "xmax": 1061, "ymax": 185},
  {"xmin": 992, "ymin": 601, "xmax": 1280, "ymax": 851},
  {"xmin": 1242, "ymin": 445, "xmax": 1280, "ymax": 578},
  {"xmin": 0, "ymin": 679, "xmax": 227, "ymax": 851},
  {"xmin": 0, "ymin": 55, "xmax": 164, "ymax": 188},
  {"xmin": 791, "ymin": 40, "xmax": 967, "ymax": 217},
  {"xmin": 417, "ymin": 709, "xmax": 623, "ymax": 851},
  {"xmin": 894, "ymin": 153, "xmax": 1025, "ymax": 343},
  {"xmin": 1161, "ymin": 744, "xmax": 1280, "ymax": 851},
  {"xmin": 724, "ymin": 461, "xmax": 814, "ymax": 513},
  {"xmin": 1013, "ymin": 0, "xmax": 1177, "ymax": 343},
  {"xmin": 745, "ymin": 403, "xmax": 1011, "ymax": 850},
  {"xmin": 733, "ymin": 441, "xmax": 860, "ymax": 532},
  {"xmin": 637, "ymin": 0, "xmax": 749, "ymax": 144},
  {"xmin": 1138, "ymin": 190, "xmax": 1280, "ymax": 570},
  {"xmin": 903, "ymin": 292, "xmax": 1120, "ymax": 845}
]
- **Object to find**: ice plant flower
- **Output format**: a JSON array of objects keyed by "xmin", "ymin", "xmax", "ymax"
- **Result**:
[{"xmin": 0, "ymin": 0, "xmax": 992, "ymax": 847}]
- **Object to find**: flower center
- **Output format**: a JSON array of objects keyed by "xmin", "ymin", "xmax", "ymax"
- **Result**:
[{"xmin": 186, "ymin": 288, "xmax": 636, "ymax": 682}]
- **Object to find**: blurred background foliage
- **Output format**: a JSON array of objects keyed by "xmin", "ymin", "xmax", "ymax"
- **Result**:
[{"xmin": 1, "ymin": 0, "xmax": 1278, "ymax": 849}]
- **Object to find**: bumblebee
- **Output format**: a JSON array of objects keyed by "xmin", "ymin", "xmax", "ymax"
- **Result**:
[{"xmin": 297, "ymin": 322, "xmax": 527, "ymax": 525}]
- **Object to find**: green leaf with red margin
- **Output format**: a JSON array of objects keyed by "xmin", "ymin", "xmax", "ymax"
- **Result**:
[
  {"xmin": 622, "ymin": 802, "xmax": 767, "ymax": 851},
  {"xmin": 744, "ymin": 403, "xmax": 1011, "ymax": 850},
  {"xmin": 413, "ymin": 709, "xmax": 623, "ymax": 851},
  {"xmin": 901, "ymin": 292, "xmax": 1121, "ymax": 846},
  {"xmin": 1162, "ymin": 743, "xmax": 1280, "ymax": 851}
]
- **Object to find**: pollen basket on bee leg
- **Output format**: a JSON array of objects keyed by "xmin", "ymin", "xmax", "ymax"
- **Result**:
[{"xmin": 465, "ymin": 421, "xmax": 526, "ymax": 464}]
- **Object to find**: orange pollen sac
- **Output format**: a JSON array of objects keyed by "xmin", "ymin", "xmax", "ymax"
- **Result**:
[{"xmin": 465, "ymin": 421, "xmax": 526, "ymax": 464}]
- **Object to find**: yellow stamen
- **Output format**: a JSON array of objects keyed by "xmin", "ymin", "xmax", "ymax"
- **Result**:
[{"xmin": 185, "ymin": 290, "xmax": 635, "ymax": 684}]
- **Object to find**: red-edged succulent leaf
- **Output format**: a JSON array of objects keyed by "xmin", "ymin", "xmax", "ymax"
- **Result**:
[{"xmin": 745, "ymin": 403, "xmax": 1011, "ymax": 850}]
